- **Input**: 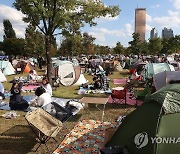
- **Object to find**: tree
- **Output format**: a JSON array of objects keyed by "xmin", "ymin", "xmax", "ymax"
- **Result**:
[
  {"xmin": 60, "ymin": 33, "xmax": 83, "ymax": 56},
  {"xmin": 0, "ymin": 42, "xmax": 3, "ymax": 51},
  {"xmin": 82, "ymin": 32, "xmax": 95, "ymax": 55},
  {"xmin": 25, "ymin": 25, "xmax": 45, "ymax": 57},
  {"xmin": 3, "ymin": 38, "xmax": 25, "ymax": 56},
  {"xmin": 148, "ymin": 38, "xmax": 163, "ymax": 55},
  {"xmin": 139, "ymin": 41, "xmax": 149, "ymax": 55},
  {"xmin": 128, "ymin": 33, "xmax": 142, "ymax": 55},
  {"xmin": 94, "ymin": 45, "xmax": 111, "ymax": 55},
  {"xmin": 14, "ymin": 0, "xmax": 120, "ymax": 84},
  {"xmin": 113, "ymin": 42, "xmax": 125, "ymax": 54},
  {"xmin": 3, "ymin": 19, "xmax": 16, "ymax": 39},
  {"xmin": 168, "ymin": 35, "xmax": 180, "ymax": 54}
]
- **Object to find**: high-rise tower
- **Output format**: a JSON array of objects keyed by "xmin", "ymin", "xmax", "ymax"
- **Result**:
[
  {"xmin": 135, "ymin": 8, "xmax": 146, "ymax": 41},
  {"xmin": 150, "ymin": 27, "xmax": 158, "ymax": 39},
  {"xmin": 162, "ymin": 27, "xmax": 174, "ymax": 39}
]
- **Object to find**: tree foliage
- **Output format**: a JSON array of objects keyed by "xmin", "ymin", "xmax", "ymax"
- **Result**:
[
  {"xmin": 113, "ymin": 42, "xmax": 125, "ymax": 54},
  {"xmin": 128, "ymin": 33, "xmax": 142, "ymax": 55},
  {"xmin": 3, "ymin": 38, "xmax": 25, "ymax": 56},
  {"xmin": 3, "ymin": 19, "xmax": 16, "ymax": 39},
  {"xmin": 14, "ymin": 0, "xmax": 120, "ymax": 84},
  {"xmin": 60, "ymin": 33, "xmax": 83, "ymax": 56},
  {"xmin": 148, "ymin": 38, "xmax": 163, "ymax": 55},
  {"xmin": 25, "ymin": 25, "xmax": 45, "ymax": 57}
]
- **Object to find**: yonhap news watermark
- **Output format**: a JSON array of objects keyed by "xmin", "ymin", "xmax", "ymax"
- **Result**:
[{"xmin": 134, "ymin": 132, "xmax": 180, "ymax": 149}]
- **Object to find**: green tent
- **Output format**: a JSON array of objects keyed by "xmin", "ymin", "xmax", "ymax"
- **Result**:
[
  {"xmin": 141, "ymin": 63, "xmax": 175, "ymax": 80},
  {"xmin": 106, "ymin": 84, "xmax": 180, "ymax": 154}
]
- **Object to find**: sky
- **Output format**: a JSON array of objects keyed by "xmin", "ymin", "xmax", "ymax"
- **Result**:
[{"xmin": 0, "ymin": 0, "xmax": 180, "ymax": 47}]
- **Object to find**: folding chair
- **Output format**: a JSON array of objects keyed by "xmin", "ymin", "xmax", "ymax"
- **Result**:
[
  {"xmin": 111, "ymin": 88, "xmax": 127, "ymax": 104},
  {"xmin": 25, "ymin": 108, "xmax": 63, "ymax": 152}
]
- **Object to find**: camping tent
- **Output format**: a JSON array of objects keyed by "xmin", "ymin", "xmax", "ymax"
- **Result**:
[
  {"xmin": 74, "ymin": 74, "xmax": 88, "ymax": 86},
  {"xmin": 153, "ymin": 71, "xmax": 180, "ymax": 90},
  {"xmin": 141, "ymin": 63, "xmax": 175, "ymax": 79},
  {"xmin": 52, "ymin": 60, "xmax": 80, "ymax": 86},
  {"xmin": 115, "ymin": 62, "xmax": 123, "ymax": 72},
  {"xmin": 14, "ymin": 60, "xmax": 33, "ymax": 73},
  {"xmin": 0, "ymin": 61, "xmax": 15, "ymax": 75},
  {"xmin": 106, "ymin": 84, "xmax": 180, "ymax": 154},
  {"xmin": 0, "ymin": 69, "xmax": 7, "ymax": 82},
  {"xmin": 29, "ymin": 58, "xmax": 37, "ymax": 66}
]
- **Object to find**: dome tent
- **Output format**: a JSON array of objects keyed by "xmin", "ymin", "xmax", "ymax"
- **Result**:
[
  {"xmin": 52, "ymin": 60, "xmax": 80, "ymax": 86},
  {"xmin": 74, "ymin": 74, "xmax": 88, "ymax": 86},
  {"xmin": 141, "ymin": 63, "xmax": 175, "ymax": 80},
  {"xmin": 106, "ymin": 84, "xmax": 180, "ymax": 154},
  {"xmin": 14, "ymin": 60, "xmax": 33, "ymax": 73},
  {"xmin": 0, "ymin": 61, "xmax": 15, "ymax": 75},
  {"xmin": 0, "ymin": 69, "xmax": 7, "ymax": 82}
]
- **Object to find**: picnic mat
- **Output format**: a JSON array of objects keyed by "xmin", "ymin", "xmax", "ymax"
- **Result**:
[
  {"xmin": 53, "ymin": 120, "xmax": 117, "ymax": 154},
  {"xmin": 22, "ymin": 85, "xmax": 39, "ymax": 92},
  {"xmin": 108, "ymin": 92, "xmax": 143, "ymax": 106},
  {"xmin": 113, "ymin": 78, "xmax": 127, "ymax": 85}
]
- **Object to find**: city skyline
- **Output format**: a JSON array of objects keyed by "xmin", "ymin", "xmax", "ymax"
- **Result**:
[{"xmin": 0, "ymin": 0, "xmax": 180, "ymax": 47}]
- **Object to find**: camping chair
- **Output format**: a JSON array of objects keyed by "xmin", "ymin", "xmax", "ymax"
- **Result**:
[
  {"xmin": 111, "ymin": 88, "xmax": 127, "ymax": 104},
  {"xmin": 25, "ymin": 108, "xmax": 63, "ymax": 152}
]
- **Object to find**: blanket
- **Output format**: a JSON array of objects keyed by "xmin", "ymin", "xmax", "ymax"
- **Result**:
[
  {"xmin": 53, "ymin": 120, "xmax": 117, "ymax": 154},
  {"xmin": 113, "ymin": 78, "xmax": 127, "ymax": 85}
]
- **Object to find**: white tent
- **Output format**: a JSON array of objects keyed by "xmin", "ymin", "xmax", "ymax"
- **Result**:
[
  {"xmin": 74, "ymin": 74, "xmax": 88, "ymax": 86},
  {"xmin": 153, "ymin": 71, "xmax": 180, "ymax": 90},
  {"xmin": 115, "ymin": 62, "xmax": 123, "ymax": 72},
  {"xmin": 0, "ymin": 69, "xmax": 7, "ymax": 82},
  {"xmin": 0, "ymin": 61, "xmax": 15, "ymax": 75},
  {"xmin": 52, "ymin": 60, "xmax": 80, "ymax": 86}
]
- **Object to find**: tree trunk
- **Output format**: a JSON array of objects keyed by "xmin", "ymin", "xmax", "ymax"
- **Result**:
[{"xmin": 45, "ymin": 35, "xmax": 52, "ymax": 85}]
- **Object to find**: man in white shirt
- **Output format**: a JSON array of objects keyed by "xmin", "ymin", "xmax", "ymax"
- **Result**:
[{"xmin": 29, "ymin": 87, "xmax": 51, "ymax": 111}]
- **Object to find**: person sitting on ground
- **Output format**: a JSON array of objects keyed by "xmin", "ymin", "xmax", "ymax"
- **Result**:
[
  {"xmin": 0, "ymin": 81, "xmax": 5, "ymax": 100},
  {"xmin": 27, "ymin": 70, "xmax": 36, "ymax": 82},
  {"xmin": 32, "ymin": 86, "xmax": 51, "ymax": 108},
  {"xmin": 102, "ymin": 71, "xmax": 110, "ymax": 91},
  {"xmin": 129, "ymin": 68, "xmax": 142, "ymax": 80},
  {"xmin": 27, "ymin": 70, "xmax": 41, "ymax": 83},
  {"xmin": 41, "ymin": 76, "xmax": 52, "ymax": 96},
  {"xmin": 92, "ymin": 75, "xmax": 102, "ymax": 89},
  {"xmin": 9, "ymin": 81, "xmax": 29, "ymax": 110}
]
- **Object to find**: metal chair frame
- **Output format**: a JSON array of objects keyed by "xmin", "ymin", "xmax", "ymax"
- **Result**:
[{"xmin": 25, "ymin": 108, "xmax": 63, "ymax": 152}]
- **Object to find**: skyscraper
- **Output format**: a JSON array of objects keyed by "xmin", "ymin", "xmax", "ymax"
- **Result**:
[
  {"xmin": 150, "ymin": 27, "xmax": 158, "ymax": 39},
  {"xmin": 135, "ymin": 8, "xmax": 146, "ymax": 41},
  {"xmin": 162, "ymin": 27, "xmax": 174, "ymax": 39}
]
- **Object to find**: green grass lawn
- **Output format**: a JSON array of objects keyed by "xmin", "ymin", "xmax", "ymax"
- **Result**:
[{"xmin": 0, "ymin": 68, "xmax": 135, "ymax": 154}]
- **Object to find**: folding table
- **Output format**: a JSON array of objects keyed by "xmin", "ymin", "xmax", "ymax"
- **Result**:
[{"xmin": 79, "ymin": 97, "xmax": 108, "ymax": 122}]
